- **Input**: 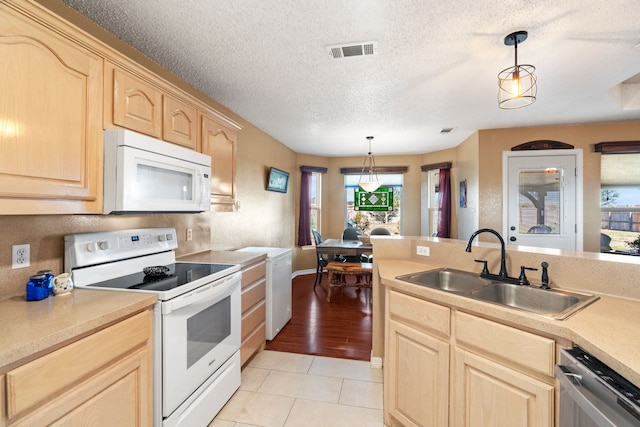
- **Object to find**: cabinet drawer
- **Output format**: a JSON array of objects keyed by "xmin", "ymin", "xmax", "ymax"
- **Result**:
[
  {"xmin": 455, "ymin": 311, "xmax": 555, "ymax": 377},
  {"xmin": 241, "ymin": 323, "xmax": 266, "ymax": 366},
  {"xmin": 241, "ymin": 301, "xmax": 266, "ymax": 341},
  {"xmin": 241, "ymin": 262, "xmax": 266, "ymax": 289},
  {"xmin": 388, "ymin": 290, "xmax": 450, "ymax": 337},
  {"xmin": 242, "ymin": 279, "xmax": 266, "ymax": 313},
  {"xmin": 6, "ymin": 311, "xmax": 151, "ymax": 419}
]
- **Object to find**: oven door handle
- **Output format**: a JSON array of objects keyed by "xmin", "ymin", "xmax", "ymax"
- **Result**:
[
  {"xmin": 555, "ymin": 364, "xmax": 618, "ymax": 427},
  {"xmin": 162, "ymin": 273, "xmax": 239, "ymax": 315}
]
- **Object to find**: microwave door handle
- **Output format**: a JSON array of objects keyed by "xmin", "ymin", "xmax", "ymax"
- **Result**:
[
  {"xmin": 195, "ymin": 170, "xmax": 203, "ymax": 205},
  {"xmin": 555, "ymin": 365, "xmax": 617, "ymax": 427},
  {"xmin": 202, "ymin": 172, "xmax": 208, "ymax": 204},
  {"xmin": 196, "ymin": 170, "xmax": 208, "ymax": 206}
]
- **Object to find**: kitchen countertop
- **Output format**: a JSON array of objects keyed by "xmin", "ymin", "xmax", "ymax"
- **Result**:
[
  {"xmin": 178, "ymin": 249, "xmax": 267, "ymax": 267},
  {"xmin": 1, "ymin": 250, "xmax": 262, "ymax": 373},
  {"xmin": 0, "ymin": 289, "xmax": 156, "ymax": 372},
  {"xmin": 379, "ymin": 259, "xmax": 640, "ymax": 387}
]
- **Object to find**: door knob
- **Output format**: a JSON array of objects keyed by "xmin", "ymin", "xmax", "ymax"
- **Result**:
[{"xmin": 509, "ymin": 236, "xmax": 517, "ymax": 242}]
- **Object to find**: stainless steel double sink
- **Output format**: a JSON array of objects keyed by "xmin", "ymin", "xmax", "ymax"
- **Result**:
[{"xmin": 396, "ymin": 268, "xmax": 599, "ymax": 320}]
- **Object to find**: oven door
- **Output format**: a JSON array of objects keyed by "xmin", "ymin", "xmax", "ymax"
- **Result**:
[{"xmin": 161, "ymin": 271, "xmax": 241, "ymax": 417}]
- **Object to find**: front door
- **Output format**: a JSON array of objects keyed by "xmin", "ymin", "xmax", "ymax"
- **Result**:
[{"xmin": 503, "ymin": 150, "xmax": 583, "ymax": 251}]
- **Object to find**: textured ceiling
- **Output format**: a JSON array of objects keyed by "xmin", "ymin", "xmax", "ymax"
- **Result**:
[{"xmin": 60, "ymin": 0, "xmax": 640, "ymax": 157}]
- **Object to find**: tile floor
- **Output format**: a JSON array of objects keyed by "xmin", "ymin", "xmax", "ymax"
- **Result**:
[{"xmin": 209, "ymin": 350, "xmax": 384, "ymax": 427}]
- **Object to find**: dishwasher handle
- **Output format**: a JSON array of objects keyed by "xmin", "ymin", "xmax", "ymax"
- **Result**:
[{"xmin": 556, "ymin": 364, "xmax": 637, "ymax": 427}]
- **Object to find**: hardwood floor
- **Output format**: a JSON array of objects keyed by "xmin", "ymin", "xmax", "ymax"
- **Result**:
[{"xmin": 265, "ymin": 272, "xmax": 373, "ymax": 361}]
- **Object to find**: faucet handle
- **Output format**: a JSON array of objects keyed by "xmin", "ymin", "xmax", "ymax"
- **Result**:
[
  {"xmin": 518, "ymin": 266, "xmax": 538, "ymax": 286},
  {"xmin": 474, "ymin": 259, "xmax": 490, "ymax": 275}
]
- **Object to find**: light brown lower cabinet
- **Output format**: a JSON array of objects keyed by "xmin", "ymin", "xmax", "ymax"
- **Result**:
[
  {"xmin": 453, "ymin": 348, "xmax": 553, "ymax": 427},
  {"xmin": 385, "ymin": 288, "xmax": 556, "ymax": 427},
  {"xmin": 386, "ymin": 319, "xmax": 450, "ymax": 426},
  {"xmin": 2, "ymin": 310, "xmax": 153, "ymax": 427},
  {"xmin": 240, "ymin": 259, "xmax": 267, "ymax": 366}
]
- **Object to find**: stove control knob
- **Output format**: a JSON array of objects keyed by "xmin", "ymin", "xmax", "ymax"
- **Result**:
[
  {"xmin": 86, "ymin": 242, "xmax": 99, "ymax": 252},
  {"xmin": 99, "ymin": 241, "xmax": 110, "ymax": 250},
  {"xmin": 166, "ymin": 234, "xmax": 174, "ymax": 241},
  {"xmin": 158, "ymin": 234, "xmax": 167, "ymax": 242}
]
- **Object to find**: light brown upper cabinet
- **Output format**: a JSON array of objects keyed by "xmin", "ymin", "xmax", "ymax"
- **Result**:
[
  {"xmin": 106, "ymin": 64, "xmax": 163, "ymax": 139},
  {"xmin": 201, "ymin": 113, "xmax": 240, "ymax": 210},
  {"xmin": 0, "ymin": 3, "xmax": 103, "ymax": 214},
  {"xmin": 163, "ymin": 94, "xmax": 197, "ymax": 150}
]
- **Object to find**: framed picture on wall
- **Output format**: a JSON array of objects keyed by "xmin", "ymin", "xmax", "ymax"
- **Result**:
[
  {"xmin": 460, "ymin": 179, "xmax": 467, "ymax": 208},
  {"xmin": 266, "ymin": 167, "xmax": 289, "ymax": 193}
]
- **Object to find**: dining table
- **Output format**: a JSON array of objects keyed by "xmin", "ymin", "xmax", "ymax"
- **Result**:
[{"xmin": 316, "ymin": 238, "xmax": 373, "ymax": 258}]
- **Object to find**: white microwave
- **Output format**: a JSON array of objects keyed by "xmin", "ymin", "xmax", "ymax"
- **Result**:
[{"xmin": 103, "ymin": 129, "xmax": 211, "ymax": 214}]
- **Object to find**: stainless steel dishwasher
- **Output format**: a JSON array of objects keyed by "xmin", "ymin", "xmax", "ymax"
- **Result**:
[{"xmin": 556, "ymin": 345, "xmax": 640, "ymax": 426}]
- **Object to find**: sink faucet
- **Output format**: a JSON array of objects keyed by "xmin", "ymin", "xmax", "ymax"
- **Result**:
[{"xmin": 465, "ymin": 228, "xmax": 509, "ymax": 278}]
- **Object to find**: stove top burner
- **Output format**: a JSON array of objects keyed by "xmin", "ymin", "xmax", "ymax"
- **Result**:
[{"xmin": 88, "ymin": 262, "xmax": 236, "ymax": 292}]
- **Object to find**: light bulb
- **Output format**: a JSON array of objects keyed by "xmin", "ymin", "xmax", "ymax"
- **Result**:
[{"xmin": 510, "ymin": 70, "xmax": 521, "ymax": 96}]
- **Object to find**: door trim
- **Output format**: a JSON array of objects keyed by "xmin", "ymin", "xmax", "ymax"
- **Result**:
[{"xmin": 502, "ymin": 149, "xmax": 584, "ymax": 251}]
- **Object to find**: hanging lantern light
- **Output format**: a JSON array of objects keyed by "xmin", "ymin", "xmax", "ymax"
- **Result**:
[
  {"xmin": 358, "ymin": 136, "xmax": 381, "ymax": 192},
  {"xmin": 498, "ymin": 31, "xmax": 537, "ymax": 109}
]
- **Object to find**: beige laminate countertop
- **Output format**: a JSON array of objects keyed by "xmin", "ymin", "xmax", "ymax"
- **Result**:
[
  {"xmin": 0, "ymin": 289, "xmax": 156, "ymax": 372},
  {"xmin": 178, "ymin": 250, "xmax": 267, "ymax": 267},
  {"xmin": 379, "ymin": 259, "xmax": 640, "ymax": 387},
  {"xmin": 0, "ymin": 250, "xmax": 260, "ymax": 373}
]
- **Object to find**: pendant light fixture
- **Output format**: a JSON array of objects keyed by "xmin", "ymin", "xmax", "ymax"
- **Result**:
[
  {"xmin": 498, "ymin": 30, "xmax": 537, "ymax": 109},
  {"xmin": 358, "ymin": 136, "xmax": 382, "ymax": 193}
]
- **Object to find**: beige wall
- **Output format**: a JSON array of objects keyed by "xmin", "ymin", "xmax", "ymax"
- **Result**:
[{"xmin": 477, "ymin": 122, "xmax": 640, "ymax": 253}]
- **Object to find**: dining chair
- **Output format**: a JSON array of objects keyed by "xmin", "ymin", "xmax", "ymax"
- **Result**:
[
  {"xmin": 340, "ymin": 227, "xmax": 362, "ymax": 263},
  {"xmin": 342, "ymin": 227, "xmax": 361, "ymax": 240},
  {"xmin": 312, "ymin": 230, "xmax": 330, "ymax": 289},
  {"xmin": 361, "ymin": 227, "xmax": 391, "ymax": 263},
  {"xmin": 370, "ymin": 227, "xmax": 391, "ymax": 235}
]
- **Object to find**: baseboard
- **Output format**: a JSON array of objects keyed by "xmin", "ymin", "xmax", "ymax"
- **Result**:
[
  {"xmin": 293, "ymin": 269, "xmax": 316, "ymax": 278},
  {"xmin": 370, "ymin": 352, "xmax": 383, "ymax": 369}
]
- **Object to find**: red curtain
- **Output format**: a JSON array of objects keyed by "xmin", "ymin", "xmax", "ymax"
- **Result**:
[
  {"xmin": 297, "ymin": 171, "xmax": 312, "ymax": 246},
  {"xmin": 437, "ymin": 168, "xmax": 451, "ymax": 238}
]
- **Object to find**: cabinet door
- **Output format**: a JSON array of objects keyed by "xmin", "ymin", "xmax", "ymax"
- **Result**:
[
  {"xmin": 163, "ymin": 94, "xmax": 197, "ymax": 149},
  {"xmin": 386, "ymin": 319, "xmax": 449, "ymax": 427},
  {"xmin": 0, "ymin": 7, "xmax": 103, "ymax": 214},
  {"xmin": 6, "ymin": 311, "xmax": 152, "ymax": 424},
  {"xmin": 201, "ymin": 113, "xmax": 237, "ymax": 209},
  {"xmin": 453, "ymin": 348, "xmax": 554, "ymax": 427},
  {"xmin": 109, "ymin": 66, "xmax": 162, "ymax": 138},
  {"xmin": 13, "ymin": 348, "xmax": 152, "ymax": 427}
]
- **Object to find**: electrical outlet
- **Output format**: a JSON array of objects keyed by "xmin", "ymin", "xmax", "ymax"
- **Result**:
[
  {"xmin": 12, "ymin": 244, "xmax": 30, "ymax": 269},
  {"xmin": 186, "ymin": 228, "xmax": 193, "ymax": 241},
  {"xmin": 416, "ymin": 245, "xmax": 430, "ymax": 256}
]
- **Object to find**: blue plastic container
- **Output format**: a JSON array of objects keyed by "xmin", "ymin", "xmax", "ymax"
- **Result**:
[
  {"xmin": 26, "ymin": 274, "xmax": 50, "ymax": 301},
  {"xmin": 37, "ymin": 270, "xmax": 54, "ymax": 296}
]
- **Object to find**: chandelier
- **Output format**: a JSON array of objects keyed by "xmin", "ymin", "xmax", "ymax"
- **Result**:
[
  {"xmin": 498, "ymin": 30, "xmax": 537, "ymax": 109},
  {"xmin": 358, "ymin": 136, "xmax": 381, "ymax": 193}
]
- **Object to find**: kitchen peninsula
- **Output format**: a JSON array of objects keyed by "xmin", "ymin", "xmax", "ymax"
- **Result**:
[{"xmin": 371, "ymin": 236, "xmax": 640, "ymax": 426}]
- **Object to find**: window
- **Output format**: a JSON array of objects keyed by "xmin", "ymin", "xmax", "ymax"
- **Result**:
[
  {"xmin": 345, "ymin": 174, "xmax": 403, "ymax": 235},
  {"xmin": 310, "ymin": 172, "xmax": 322, "ymax": 234}
]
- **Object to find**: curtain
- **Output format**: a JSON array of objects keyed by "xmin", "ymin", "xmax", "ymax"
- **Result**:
[
  {"xmin": 437, "ymin": 168, "xmax": 451, "ymax": 238},
  {"xmin": 297, "ymin": 171, "xmax": 312, "ymax": 246}
]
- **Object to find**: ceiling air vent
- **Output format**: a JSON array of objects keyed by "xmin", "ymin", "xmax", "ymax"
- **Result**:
[
  {"xmin": 327, "ymin": 41, "xmax": 378, "ymax": 59},
  {"xmin": 440, "ymin": 127, "xmax": 455, "ymax": 134}
]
